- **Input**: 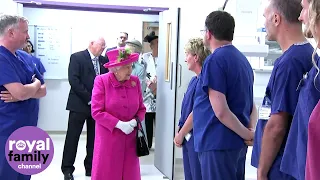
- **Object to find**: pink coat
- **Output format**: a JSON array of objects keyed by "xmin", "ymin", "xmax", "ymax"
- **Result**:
[
  {"xmin": 91, "ymin": 72, "xmax": 146, "ymax": 180},
  {"xmin": 306, "ymin": 100, "xmax": 320, "ymax": 180}
]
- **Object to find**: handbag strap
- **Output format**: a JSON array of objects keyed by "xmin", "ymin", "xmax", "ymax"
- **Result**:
[{"xmin": 135, "ymin": 118, "xmax": 147, "ymax": 137}]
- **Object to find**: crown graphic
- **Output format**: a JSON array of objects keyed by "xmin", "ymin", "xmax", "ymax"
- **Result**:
[{"xmin": 17, "ymin": 142, "xmax": 25, "ymax": 148}]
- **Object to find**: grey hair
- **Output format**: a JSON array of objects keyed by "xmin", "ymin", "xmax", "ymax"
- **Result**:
[
  {"xmin": 108, "ymin": 66, "xmax": 121, "ymax": 73},
  {"xmin": 0, "ymin": 14, "xmax": 28, "ymax": 37},
  {"xmin": 126, "ymin": 43, "xmax": 142, "ymax": 54}
]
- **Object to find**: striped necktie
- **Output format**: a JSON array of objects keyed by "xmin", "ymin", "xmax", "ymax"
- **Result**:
[{"xmin": 93, "ymin": 57, "xmax": 99, "ymax": 75}]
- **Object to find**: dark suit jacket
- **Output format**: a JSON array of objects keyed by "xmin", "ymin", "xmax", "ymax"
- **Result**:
[
  {"xmin": 66, "ymin": 49, "xmax": 109, "ymax": 115},
  {"xmin": 106, "ymin": 46, "xmax": 117, "ymax": 52},
  {"xmin": 105, "ymin": 46, "xmax": 117, "ymax": 57}
]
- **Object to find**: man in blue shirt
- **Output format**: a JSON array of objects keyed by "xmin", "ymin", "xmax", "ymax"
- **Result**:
[
  {"xmin": 193, "ymin": 10, "xmax": 254, "ymax": 180},
  {"xmin": 0, "ymin": 14, "xmax": 46, "ymax": 180},
  {"xmin": 251, "ymin": 0, "xmax": 314, "ymax": 179}
]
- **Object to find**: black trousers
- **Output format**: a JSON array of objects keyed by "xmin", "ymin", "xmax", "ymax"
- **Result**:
[
  {"xmin": 145, "ymin": 112, "xmax": 156, "ymax": 148},
  {"xmin": 61, "ymin": 111, "xmax": 95, "ymax": 174}
]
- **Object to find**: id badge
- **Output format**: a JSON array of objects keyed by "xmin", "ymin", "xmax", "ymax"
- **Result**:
[
  {"xmin": 259, "ymin": 106, "xmax": 271, "ymax": 120},
  {"xmin": 185, "ymin": 133, "xmax": 191, "ymax": 141}
]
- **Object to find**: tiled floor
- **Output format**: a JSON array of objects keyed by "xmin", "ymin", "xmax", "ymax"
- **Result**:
[{"xmin": 30, "ymin": 134, "xmax": 257, "ymax": 180}]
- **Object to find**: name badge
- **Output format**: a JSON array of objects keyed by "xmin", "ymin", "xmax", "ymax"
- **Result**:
[
  {"xmin": 185, "ymin": 133, "xmax": 191, "ymax": 142},
  {"xmin": 259, "ymin": 106, "xmax": 271, "ymax": 120}
]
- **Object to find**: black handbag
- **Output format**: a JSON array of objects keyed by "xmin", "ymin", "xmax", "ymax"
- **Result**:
[{"xmin": 136, "ymin": 118, "xmax": 150, "ymax": 157}]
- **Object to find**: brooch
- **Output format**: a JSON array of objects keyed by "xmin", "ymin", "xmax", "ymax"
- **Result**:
[{"xmin": 131, "ymin": 81, "xmax": 136, "ymax": 87}]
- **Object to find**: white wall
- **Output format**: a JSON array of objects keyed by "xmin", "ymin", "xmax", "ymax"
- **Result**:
[
  {"xmin": 24, "ymin": 8, "xmax": 158, "ymax": 50},
  {"xmin": 23, "ymin": 7, "xmax": 159, "ymax": 131},
  {"xmin": 0, "ymin": 0, "xmax": 23, "ymax": 15}
]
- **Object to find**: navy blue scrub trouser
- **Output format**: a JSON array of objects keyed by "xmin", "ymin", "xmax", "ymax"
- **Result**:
[
  {"xmin": 182, "ymin": 135, "xmax": 202, "ymax": 180},
  {"xmin": 0, "ymin": 136, "xmax": 31, "ymax": 180},
  {"xmin": 198, "ymin": 147, "xmax": 248, "ymax": 180}
]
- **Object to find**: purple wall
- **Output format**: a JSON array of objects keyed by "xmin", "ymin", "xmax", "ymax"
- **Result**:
[{"xmin": 13, "ymin": 0, "xmax": 169, "ymax": 15}]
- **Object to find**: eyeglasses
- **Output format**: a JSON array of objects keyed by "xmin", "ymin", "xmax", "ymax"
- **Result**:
[{"xmin": 200, "ymin": 29, "xmax": 207, "ymax": 35}]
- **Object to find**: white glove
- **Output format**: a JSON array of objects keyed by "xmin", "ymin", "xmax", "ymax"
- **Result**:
[
  {"xmin": 115, "ymin": 120, "xmax": 134, "ymax": 135},
  {"xmin": 129, "ymin": 119, "xmax": 137, "ymax": 127}
]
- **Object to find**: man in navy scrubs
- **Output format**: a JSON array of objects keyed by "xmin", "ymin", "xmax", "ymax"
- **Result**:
[
  {"xmin": 0, "ymin": 14, "xmax": 46, "ymax": 180},
  {"xmin": 251, "ymin": 0, "xmax": 314, "ymax": 179},
  {"xmin": 193, "ymin": 10, "xmax": 254, "ymax": 180}
]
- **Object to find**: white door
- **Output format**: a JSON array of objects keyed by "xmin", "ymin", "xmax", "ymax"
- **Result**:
[{"xmin": 154, "ymin": 8, "xmax": 180, "ymax": 180}]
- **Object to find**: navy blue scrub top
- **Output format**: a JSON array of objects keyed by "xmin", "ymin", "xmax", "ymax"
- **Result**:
[
  {"xmin": 0, "ymin": 46, "xmax": 45, "ymax": 136},
  {"xmin": 193, "ymin": 45, "xmax": 254, "ymax": 152},
  {"xmin": 251, "ymin": 43, "xmax": 314, "ymax": 169},
  {"xmin": 178, "ymin": 76, "xmax": 198, "ymax": 130},
  {"xmin": 31, "ymin": 56, "xmax": 46, "ymax": 75},
  {"xmin": 281, "ymin": 56, "xmax": 320, "ymax": 180},
  {"xmin": 22, "ymin": 51, "xmax": 46, "ymax": 126},
  {"xmin": 30, "ymin": 55, "xmax": 46, "ymax": 126}
]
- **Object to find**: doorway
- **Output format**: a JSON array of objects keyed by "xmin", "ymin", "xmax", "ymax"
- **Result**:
[{"xmin": 142, "ymin": 21, "xmax": 159, "ymax": 53}]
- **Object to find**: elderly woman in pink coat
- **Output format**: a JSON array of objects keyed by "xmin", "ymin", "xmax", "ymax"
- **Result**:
[{"xmin": 91, "ymin": 48, "xmax": 146, "ymax": 180}]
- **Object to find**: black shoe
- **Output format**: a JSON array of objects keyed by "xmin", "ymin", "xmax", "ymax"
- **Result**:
[
  {"xmin": 85, "ymin": 171, "xmax": 91, "ymax": 177},
  {"xmin": 64, "ymin": 173, "xmax": 74, "ymax": 180}
]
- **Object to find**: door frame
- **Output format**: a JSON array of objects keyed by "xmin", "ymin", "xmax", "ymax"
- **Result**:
[
  {"xmin": 154, "ymin": 7, "xmax": 181, "ymax": 180},
  {"xmin": 142, "ymin": 21, "xmax": 159, "ymax": 53}
]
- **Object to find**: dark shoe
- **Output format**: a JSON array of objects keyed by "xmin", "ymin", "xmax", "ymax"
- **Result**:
[
  {"xmin": 85, "ymin": 171, "xmax": 91, "ymax": 177},
  {"xmin": 64, "ymin": 173, "xmax": 74, "ymax": 180}
]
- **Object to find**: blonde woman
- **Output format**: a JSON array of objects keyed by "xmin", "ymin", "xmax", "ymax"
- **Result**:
[
  {"xmin": 305, "ymin": 0, "xmax": 320, "ymax": 179},
  {"xmin": 281, "ymin": 0, "xmax": 320, "ymax": 180},
  {"xmin": 173, "ymin": 38, "xmax": 211, "ymax": 180}
]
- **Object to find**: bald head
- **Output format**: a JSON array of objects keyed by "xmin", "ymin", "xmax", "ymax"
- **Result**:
[{"xmin": 88, "ymin": 37, "xmax": 106, "ymax": 57}]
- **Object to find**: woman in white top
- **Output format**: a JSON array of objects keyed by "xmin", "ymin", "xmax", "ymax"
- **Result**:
[{"xmin": 143, "ymin": 31, "xmax": 158, "ymax": 149}]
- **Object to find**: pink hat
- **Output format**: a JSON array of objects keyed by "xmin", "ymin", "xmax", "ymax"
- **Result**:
[{"xmin": 103, "ymin": 48, "xmax": 139, "ymax": 68}]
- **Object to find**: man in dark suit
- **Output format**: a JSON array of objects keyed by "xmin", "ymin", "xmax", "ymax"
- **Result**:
[
  {"xmin": 62, "ymin": 37, "xmax": 108, "ymax": 180},
  {"xmin": 105, "ymin": 31, "xmax": 128, "ymax": 53}
]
